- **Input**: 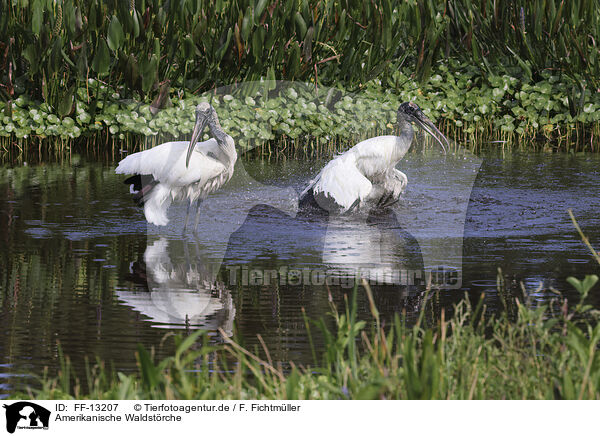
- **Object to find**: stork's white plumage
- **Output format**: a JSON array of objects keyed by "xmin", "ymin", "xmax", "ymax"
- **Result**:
[
  {"xmin": 299, "ymin": 102, "xmax": 448, "ymax": 213},
  {"xmin": 116, "ymin": 102, "xmax": 237, "ymax": 228}
]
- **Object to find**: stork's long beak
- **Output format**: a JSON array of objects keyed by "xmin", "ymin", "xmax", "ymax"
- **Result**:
[
  {"xmin": 186, "ymin": 113, "xmax": 208, "ymax": 167},
  {"xmin": 414, "ymin": 114, "xmax": 449, "ymax": 154}
]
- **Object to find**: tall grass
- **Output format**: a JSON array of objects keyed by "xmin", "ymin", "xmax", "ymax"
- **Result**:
[
  {"xmin": 2, "ymin": 1, "xmax": 599, "ymax": 107},
  {"xmin": 1, "ymin": 0, "xmax": 403, "ymax": 109}
]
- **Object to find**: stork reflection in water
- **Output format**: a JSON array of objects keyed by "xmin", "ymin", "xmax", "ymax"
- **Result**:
[
  {"xmin": 299, "ymin": 102, "xmax": 449, "ymax": 213},
  {"xmin": 116, "ymin": 102, "xmax": 237, "ymax": 231},
  {"xmin": 120, "ymin": 238, "xmax": 236, "ymax": 334}
]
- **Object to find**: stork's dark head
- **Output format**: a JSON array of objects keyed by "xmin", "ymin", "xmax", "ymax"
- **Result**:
[
  {"xmin": 186, "ymin": 102, "xmax": 214, "ymax": 167},
  {"xmin": 397, "ymin": 101, "xmax": 449, "ymax": 154},
  {"xmin": 397, "ymin": 101, "xmax": 423, "ymax": 121}
]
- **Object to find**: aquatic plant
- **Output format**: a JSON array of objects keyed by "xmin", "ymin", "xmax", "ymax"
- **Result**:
[
  {"xmin": 1, "ymin": 68, "xmax": 600, "ymax": 155},
  {"xmin": 2, "ymin": 0, "xmax": 599, "ymax": 105},
  {"xmin": 0, "ymin": 0, "xmax": 403, "ymax": 109}
]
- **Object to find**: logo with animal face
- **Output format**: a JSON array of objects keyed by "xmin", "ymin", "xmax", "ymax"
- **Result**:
[{"xmin": 3, "ymin": 402, "xmax": 50, "ymax": 433}]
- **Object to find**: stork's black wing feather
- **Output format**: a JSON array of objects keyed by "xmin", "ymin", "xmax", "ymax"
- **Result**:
[
  {"xmin": 124, "ymin": 174, "xmax": 155, "ymax": 191},
  {"xmin": 123, "ymin": 174, "xmax": 159, "ymax": 207}
]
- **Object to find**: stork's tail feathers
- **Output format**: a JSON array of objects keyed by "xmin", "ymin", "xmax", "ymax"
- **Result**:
[
  {"xmin": 122, "ymin": 174, "xmax": 169, "ymax": 225},
  {"xmin": 117, "ymin": 153, "xmax": 171, "ymax": 226},
  {"xmin": 141, "ymin": 184, "xmax": 172, "ymax": 226}
]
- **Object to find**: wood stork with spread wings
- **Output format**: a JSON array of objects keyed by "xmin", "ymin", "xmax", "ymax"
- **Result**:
[
  {"xmin": 299, "ymin": 102, "xmax": 449, "ymax": 213},
  {"xmin": 116, "ymin": 102, "xmax": 237, "ymax": 230}
]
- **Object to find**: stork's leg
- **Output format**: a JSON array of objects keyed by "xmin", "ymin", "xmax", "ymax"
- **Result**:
[
  {"xmin": 192, "ymin": 199, "xmax": 204, "ymax": 234},
  {"xmin": 345, "ymin": 198, "xmax": 361, "ymax": 214},
  {"xmin": 383, "ymin": 197, "xmax": 400, "ymax": 208},
  {"xmin": 182, "ymin": 200, "xmax": 194, "ymax": 235},
  {"xmin": 374, "ymin": 191, "xmax": 400, "ymax": 210},
  {"xmin": 380, "ymin": 192, "xmax": 400, "ymax": 208},
  {"xmin": 183, "ymin": 238, "xmax": 193, "ymax": 271},
  {"xmin": 377, "ymin": 192, "xmax": 393, "ymax": 208}
]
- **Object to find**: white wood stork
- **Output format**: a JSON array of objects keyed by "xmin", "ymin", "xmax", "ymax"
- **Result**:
[
  {"xmin": 116, "ymin": 102, "xmax": 237, "ymax": 230},
  {"xmin": 299, "ymin": 102, "xmax": 449, "ymax": 213}
]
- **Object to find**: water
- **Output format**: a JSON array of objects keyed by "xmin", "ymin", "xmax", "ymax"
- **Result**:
[{"xmin": 0, "ymin": 150, "xmax": 599, "ymax": 396}]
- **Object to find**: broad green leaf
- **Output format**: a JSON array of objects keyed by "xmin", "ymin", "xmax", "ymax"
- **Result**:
[
  {"xmin": 58, "ymin": 85, "xmax": 75, "ymax": 118},
  {"xmin": 32, "ymin": 1, "xmax": 43, "ymax": 36},
  {"xmin": 294, "ymin": 12, "xmax": 307, "ymax": 39},
  {"xmin": 107, "ymin": 16, "xmax": 125, "ymax": 51},
  {"xmin": 254, "ymin": 0, "xmax": 268, "ymax": 25},
  {"xmin": 91, "ymin": 39, "xmax": 111, "ymax": 76}
]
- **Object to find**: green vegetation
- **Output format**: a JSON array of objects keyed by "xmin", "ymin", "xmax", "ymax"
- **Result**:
[
  {"xmin": 2, "ymin": 70, "xmax": 600, "ymax": 156},
  {"xmin": 15, "ymin": 273, "xmax": 600, "ymax": 400},
  {"xmin": 1, "ymin": 0, "xmax": 600, "ymax": 152},
  {"xmin": 1, "ymin": 0, "xmax": 401, "ymax": 106},
  {"xmin": 2, "ymin": 0, "xmax": 599, "ymax": 100}
]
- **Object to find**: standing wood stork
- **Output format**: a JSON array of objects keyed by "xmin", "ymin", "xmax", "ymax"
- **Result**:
[
  {"xmin": 116, "ymin": 102, "xmax": 237, "ymax": 230},
  {"xmin": 299, "ymin": 101, "xmax": 449, "ymax": 213}
]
